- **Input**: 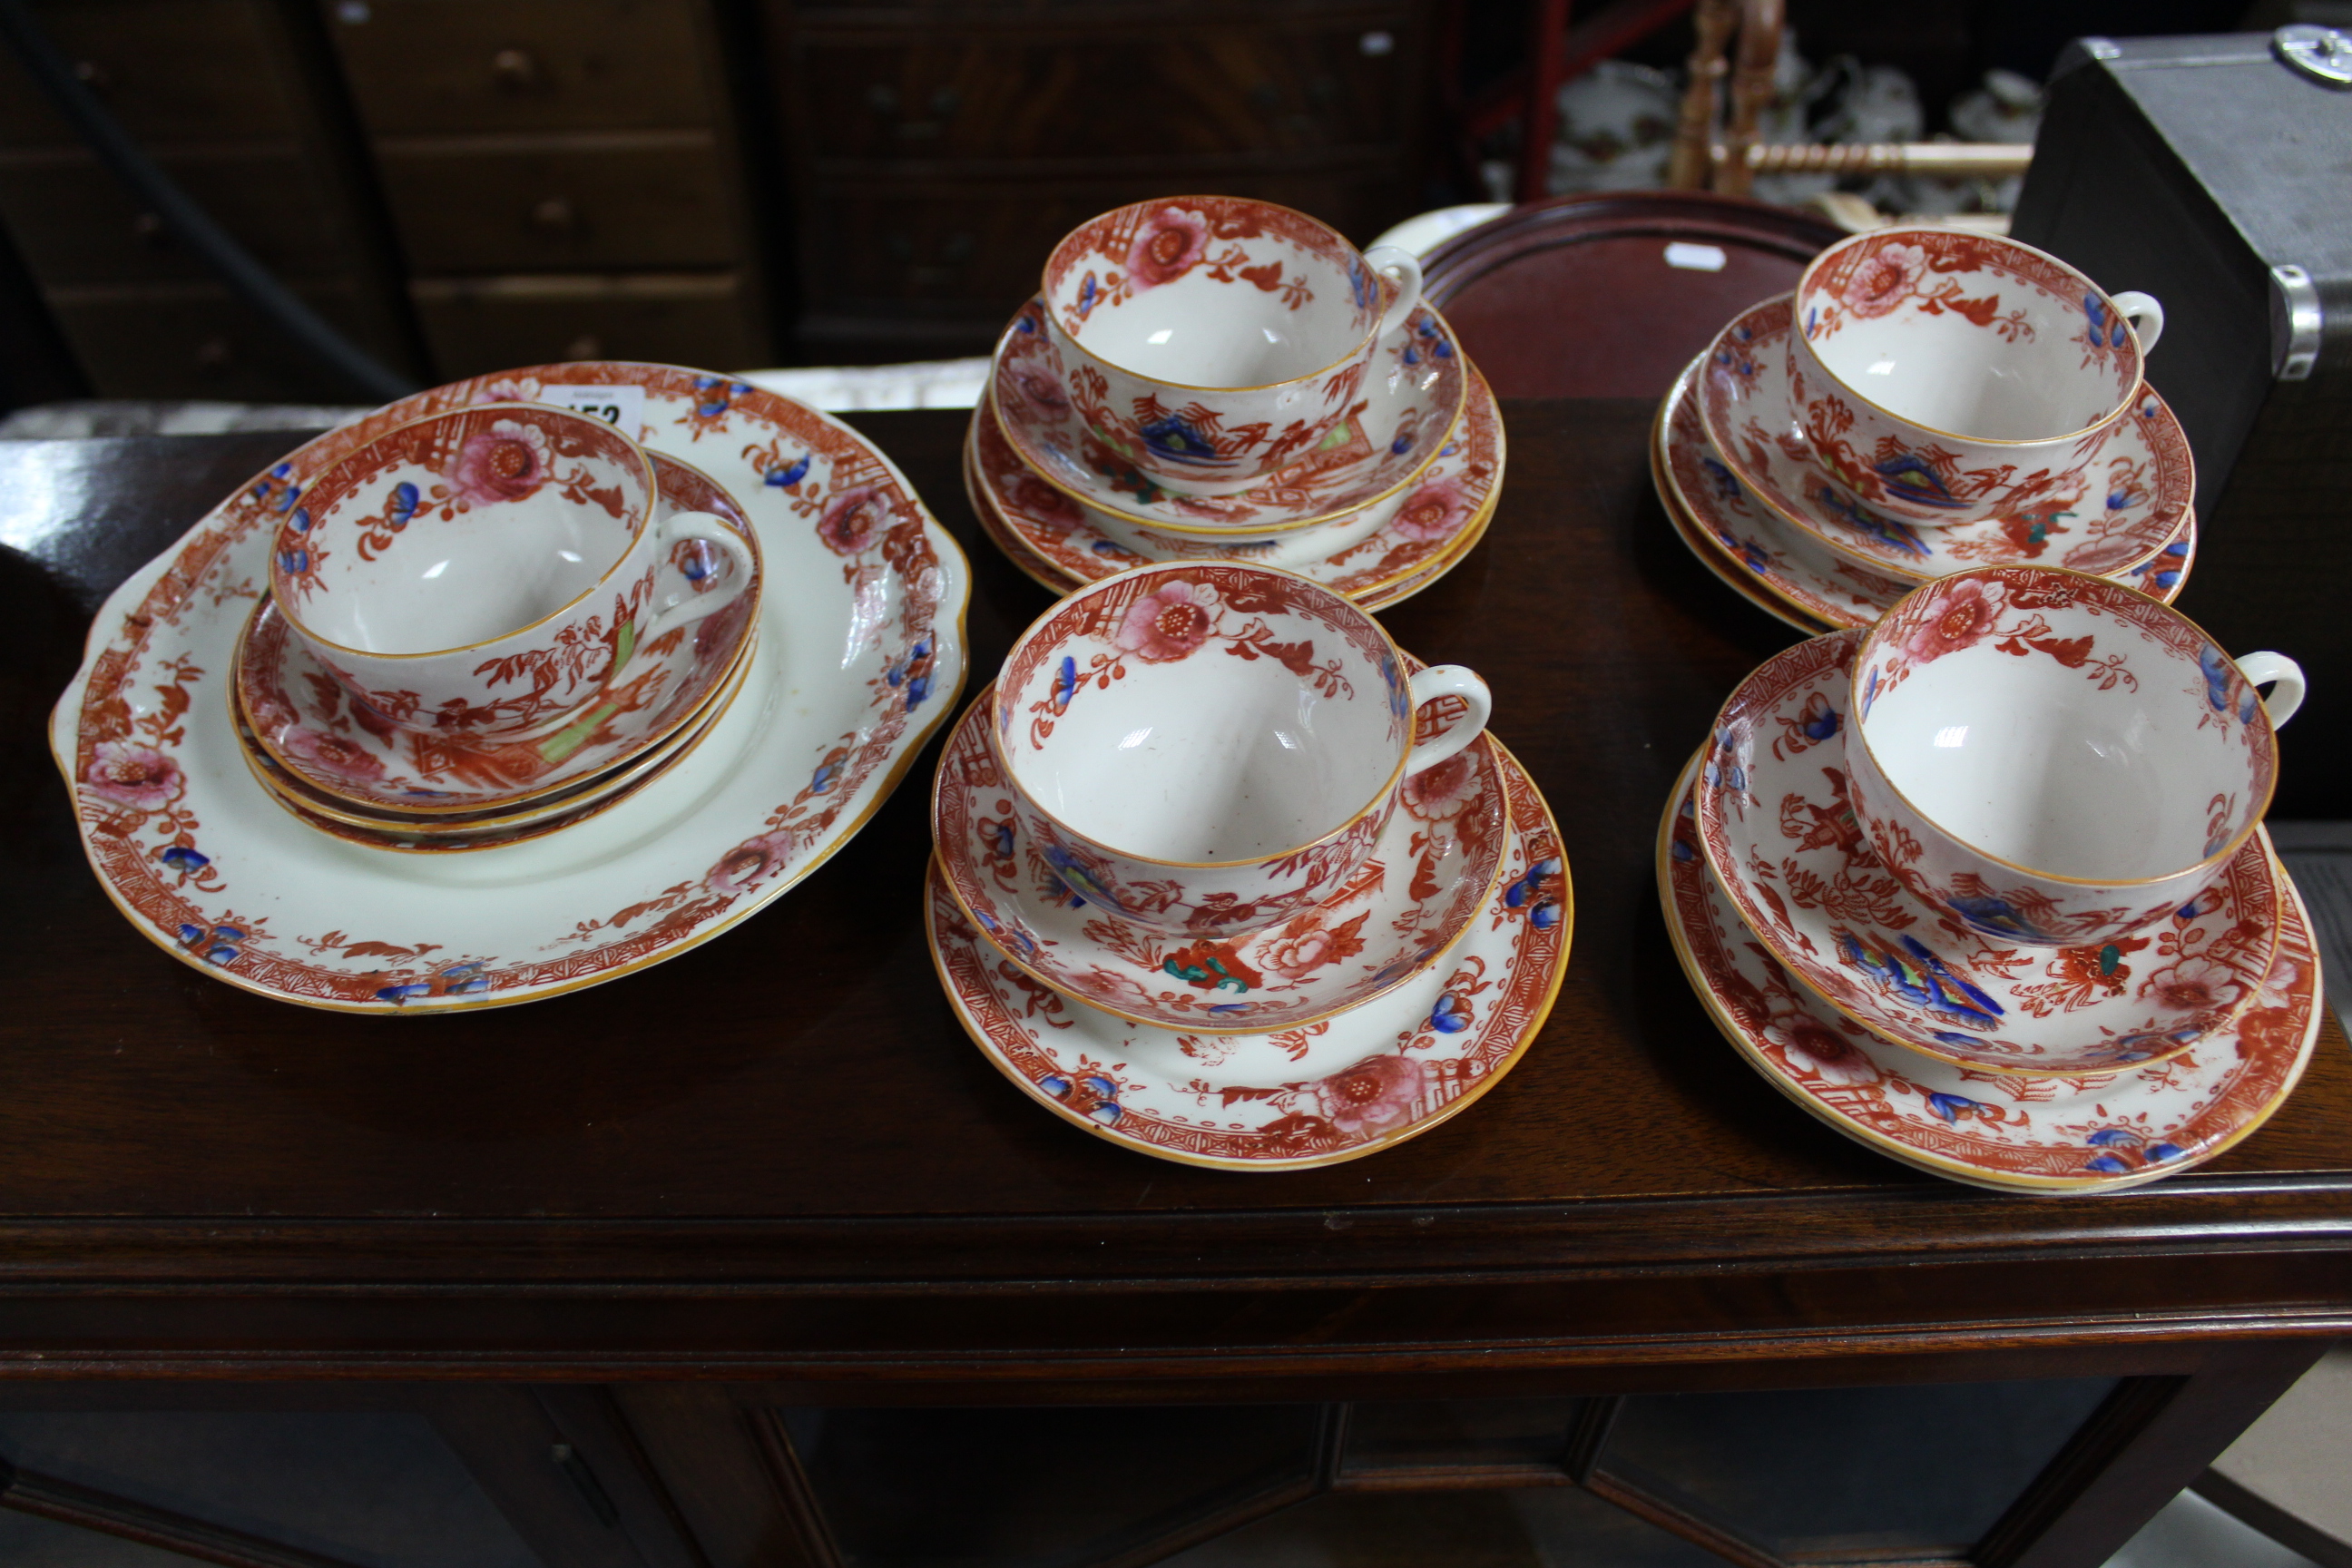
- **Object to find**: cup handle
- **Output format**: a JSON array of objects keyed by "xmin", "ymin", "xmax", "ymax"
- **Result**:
[
  {"xmin": 1366, "ymin": 244, "xmax": 1425, "ymax": 339},
  {"xmin": 2234, "ymin": 652, "xmax": 2305, "ymax": 728},
  {"xmin": 637, "ymin": 510, "xmax": 756, "ymax": 649},
  {"xmin": 2112, "ymin": 289, "xmax": 2165, "ymax": 356},
  {"xmin": 1404, "ymin": 665, "xmax": 1491, "ymax": 775}
]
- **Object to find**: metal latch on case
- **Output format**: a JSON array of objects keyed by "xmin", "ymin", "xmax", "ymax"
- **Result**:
[
  {"xmin": 2269, "ymin": 265, "xmax": 2323, "ymax": 381},
  {"xmin": 2274, "ymin": 24, "xmax": 2352, "ymax": 88}
]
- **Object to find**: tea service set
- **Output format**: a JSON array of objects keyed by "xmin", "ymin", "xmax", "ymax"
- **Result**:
[
  {"xmin": 1651, "ymin": 227, "xmax": 2322, "ymax": 1191},
  {"xmin": 47, "ymin": 201, "xmax": 2319, "ymax": 1187},
  {"xmin": 966, "ymin": 197, "xmax": 1505, "ymax": 611}
]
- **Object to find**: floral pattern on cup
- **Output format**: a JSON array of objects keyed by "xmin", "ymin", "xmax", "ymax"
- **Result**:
[
  {"xmin": 1848, "ymin": 567, "xmax": 2301, "ymax": 950},
  {"xmin": 995, "ymin": 297, "xmax": 1465, "ymax": 533},
  {"xmin": 1664, "ymin": 765, "xmax": 2319, "ymax": 1191},
  {"xmin": 1789, "ymin": 229, "xmax": 2163, "ymax": 527},
  {"xmin": 1696, "ymin": 632, "xmax": 2279, "ymax": 1074},
  {"xmin": 926, "ymin": 744, "xmax": 1569, "ymax": 1170},
  {"xmin": 1698, "ymin": 297, "xmax": 2191, "ymax": 583},
  {"xmin": 935, "ymin": 682, "xmax": 1508, "ymax": 1033},
  {"xmin": 990, "ymin": 563, "xmax": 1489, "ymax": 940}
]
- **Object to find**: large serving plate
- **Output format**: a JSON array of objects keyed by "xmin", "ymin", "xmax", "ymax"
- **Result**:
[{"xmin": 52, "ymin": 364, "xmax": 968, "ymax": 1012}]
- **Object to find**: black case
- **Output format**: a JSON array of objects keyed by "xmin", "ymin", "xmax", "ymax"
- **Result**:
[{"xmin": 2013, "ymin": 32, "xmax": 2352, "ymax": 818}]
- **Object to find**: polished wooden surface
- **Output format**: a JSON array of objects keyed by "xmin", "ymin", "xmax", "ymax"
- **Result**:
[{"xmin": 0, "ymin": 401, "xmax": 2347, "ymax": 1381}]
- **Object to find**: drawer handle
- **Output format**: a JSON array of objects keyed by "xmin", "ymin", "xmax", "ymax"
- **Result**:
[{"xmin": 493, "ymin": 47, "xmax": 541, "ymax": 89}]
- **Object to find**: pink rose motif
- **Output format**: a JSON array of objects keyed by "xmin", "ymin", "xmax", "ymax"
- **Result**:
[
  {"xmin": 1317, "ymin": 1052, "xmax": 1426, "ymax": 1135},
  {"xmin": 1126, "ymin": 208, "xmax": 1211, "ymax": 289},
  {"xmin": 278, "ymin": 726, "xmax": 386, "ymax": 782},
  {"xmin": 1401, "ymin": 750, "xmax": 1480, "ymax": 820},
  {"xmin": 817, "ymin": 485, "xmax": 889, "ymax": 556},
  {"xmin": 472, "ymin": 377, "xmax": 544, "ymax": 406},
  {"xmin": 1115, "ymin": 580, "xmax": 1216, "ymax": 662},
  {"xmin": 1772, "ymin": 1016, "xmax": 1879, "ymax": 1086},
  {"xmin": 707, "ymin": 830, "xmax": 793, "ymax": 896},
  {"xmin": 1259, "ymin": 911, "xmax": 1367, "ymax": 982},
  {"xmin": 1900, "ymin": 577, "xmax": 2004, "ymax": 666},
  {"xmin": 449, "ymin": 418, "xmax": 551, "ymax": 505},
  {"xmin": 83, "ymin": 740, "xmax": 182, "ymax": 811},
  {"xmin": 1841, "ymin": 241, "xmax": 1927, "ymax": 318},
  {"xmin": 2143, "ymin": 956, "xmax": 2248, "ymax": 1015},
  {"xmin": 999, "ymin": 364, "xmax": 1071, "ymax": 424},
  {"xmin": 1390, "ymin": 478, "xmax": 1472, "ymax": 544}
]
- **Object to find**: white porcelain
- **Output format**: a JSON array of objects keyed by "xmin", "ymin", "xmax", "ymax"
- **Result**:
[
  {"xmin": 1654, "ymin": 356, "xmax": 2198, "ymax": 633},
  {"xmin": 995, "ymin": 296, "xmax": 1468, "ymax": 533},
  {"xmin": 54, "ymin": 362, "xmax": 966, "ymax": 1012},
  {"xmin": 1849, "ymin": 566, "xmax": 2305, "ymax": 947},
  {"xmin": 270, "ymin": 402, "xmax": 755, "ymax": 740},
  {"xmin": 1701, "ymin": 296, "xmax": 2191, "ymax": 581},
  {"xmin": 936, "ymin": 680, "xmax": 1508, "ymax": 1033},
  {"xmin": 1788, "ymin": 227, "xmax": 2165, "ymax": 526},
  {"xmin": 1662, "ymin": 757, "xmax": 2322, "ymax": 1194},
  {"xmin": 967, "ymin": 365, "xmax": 1503, "ymax": 602},
  {"xmin": 926, "ymin": 743, "xmax": 1570, "ymax": 1170},
  {"xmin": 1696, "ymin": 630, "xmax": 2280, "ymax": 1075},
  {"xmin": 990, "ymin": 562, "xmax": 1491, "ymax": 940},
  {"xmin": 1040, "ymin": 196, "xmax": 1424, "ymax": 497}
]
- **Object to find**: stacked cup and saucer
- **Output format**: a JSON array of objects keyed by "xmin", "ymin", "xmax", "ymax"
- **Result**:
[
  {"xmin": 1655, "ymin": 226, "xmax": 2201, "ymax": 632},
  {"xmin": 968, "ymin": 197, "xmax": 1503, "ymax": 611},
  {"xmin": 232, "ymin": 401, "xmax": 762, "ymax": 854},
  {"xmin": 926, "ymin": 561, "xmax": 1573, "ymax": 1170},
  {"xmin": 1661, "ymin": 561, "xmax": 2321, "ymax": 1193}
]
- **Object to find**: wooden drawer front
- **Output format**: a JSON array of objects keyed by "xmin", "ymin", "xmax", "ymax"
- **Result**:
[
  {"xmin": 324, "ymin": 0, "xmax": 713, "ymax": 136},
  {"xmin": 374, "ymin": 139, "xmax": 736, "ymax": 271},
  {"xmin": 0, "ymin": 152, "xmax": 349, "ymax": 286},
  {"xmin": 798, "ymin": 24, "xmax": 1414, "ymax": 163},
  {"xmin": 803, "ymin": 174, "xmax": 1410, "ymax": 317},
  {"xmin": 0, "ymin": 0, "xmax": 300, "ymax": 149},
  {"xmin": 410, "ymin": 271, "xmax": 762, "ymax": 377},
  {"xmin": 44, "ymin": 279, "xmax": 400, "ymax": 399}
]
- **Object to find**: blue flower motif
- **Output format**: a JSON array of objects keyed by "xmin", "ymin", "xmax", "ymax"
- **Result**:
[
  {"xmin": 1137, "ymin": 411, "xmax": 1224, "ymax": 466},
  {"xmin": 387, "ymin": 481, "xmax": 418, "ymax": 530},
  {"xmin": 906, "ymin": 673, "xmax": 931, "ymax": 710},
  {"xmin": 159, "ymin": 845, "xmax": 209, "ymax": 873},
  {"xmin": 765, "ymin": 455, "xmax": 811, "ymax": 488},
  {"xmin": 1926, "ymin": 1092, "xmax": 1991, "ymax": 1123},
  {"xmin": 982, "ymin": 820, "xmax": 1014, "ymax": 859},
  {"xmin": 1430, "ymin": 992, "xmax": 1473, "ymax": 1033},
  {"xmin": 809, "ymin": 759, "xmax": 840, "ymax": 793},
  {"xmin": 1091, "ymin": 541, "xmax": 1125, "ymax": 555},
  {"xmin": 286, "ymin": 506, "xmax": 311, "ymax": 534},
  {"xmin": 1051, "ymin": 655, "xmax": 1080, "ymax": 712},
  {"xmin": 1088, "ymin": 1102, "xmax": 1122, "ymax": 1124},
  {"xmin": 1402, "ymin": 344, "xmax": 1420, "ymax": 367},
  {"xmin": 1389, "ymin": 431, "xmax": 1416, "ymax": 456},
  {"xmin": 1077, "ymin": 275, "xmax": 1099, "ymax": 318},
  {"xmin": 376, "ymin": 981, "xmax": 433, "ymax": 1002},
  {"xmin": 1816, "ymin": 485, "xmax": 1933, "ymax": 556},
  {"xmin": 2198, "ymin": 644, "xmax": 2236, "ymax": 714},
  {"xmin": 2085, "ymin": 1153, "xmax": 2133, "ymax": 1174},
  {"xmin": 277, "ymin": 548, "xmax": 309, "ymax": 574},
  {"xmin": 1040, "ymin": 1074, "xmax": 1072, "ymax": 1098},
  {"xmin": 1944, "ymin": 893, "xmax": 2063, "ymax": 946}
]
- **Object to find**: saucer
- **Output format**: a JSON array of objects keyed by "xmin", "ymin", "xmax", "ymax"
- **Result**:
[
  {"xmin": 926, "ymin": 741, "xmax": 1569, "ymax": 1170},
  {"xmin": 991, "ymin": 296, "xmax": 1470, "ymax": 532},
  {"xmin": 932, "ymin": 681, "xmax": 1510, "ymax": 1034},
  {"xmin": 235, "ymin": 626, "xmax": 756, "ymax": 844},
  {"xmin": 967, "ymin": 367, "xmax": 1503, "ymax": 605},
  {"xmin": 53, "ymin": 361, "xmax": 967, "ymax": 1012},
  {"xmin": 1662, "ymin": 756, "xmax": 2320, "ymax": 1193},
  {"xmin": 1655, "ymin": 359, "xmax": 2197, "ymax": 633},
  {"xmin": 1696, "ymin": 631, "xmax": 2280, "ymax": 1075},
  {"xmin": 1697, "ymin": 296, "xmax": 2191, "ymax": 582}
]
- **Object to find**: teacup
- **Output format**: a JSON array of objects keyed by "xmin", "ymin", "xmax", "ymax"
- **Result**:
[
  {"xmin": 1788, "ymin": 227, "xmax": 2166, "ymax": 527},
  {"xmin": 985, "ymin": 562, "xmax": 1491, "ymax": 940},
  {"xmin": 269, "ymin": 403, "xmax": 755, "ymax": 740},
  {"xmin": 1845, "ymin": 565, "xmax": 2305, "ymax": 948},
  {"xmin": 1039, "ymin": 196, "xmax": 1425, "ymax": 498}
]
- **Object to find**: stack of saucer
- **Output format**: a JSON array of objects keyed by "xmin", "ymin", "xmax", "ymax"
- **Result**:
[
  {"xmin": 966, "ymin": 198, "xmax": 1503, "ymax": 611},
  {"xmin": 227, "ymin": 403, "xmax": 765, "ymax": 855},
  {"xmin": 925, "ymin": 562, "xmax": 1572, "ymax": 1170},
  {"xmin": 1653, "ymin": 227, "xmax": 2201, "ymax": 632},
  {"xmin": 1660, "ymin": 567, "xmax": 2320, "ymax": 1193}
]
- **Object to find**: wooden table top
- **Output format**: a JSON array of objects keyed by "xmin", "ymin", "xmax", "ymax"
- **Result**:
[{"xmin": 3, "ymin": 401, "xmax": 2346, "ymax": 1383}]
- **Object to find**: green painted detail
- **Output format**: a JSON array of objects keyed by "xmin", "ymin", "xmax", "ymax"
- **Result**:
[
  {"xmin": 612, "ymin": 619, "xmax": 637, "ymax": 673},
  {"xmin": 2098, "ymin": 943, "xmax": 2122, "ymax": 976},
  {"xmin": 539, "ymin": 703, "xmax": 619, "ymax": 763}
]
